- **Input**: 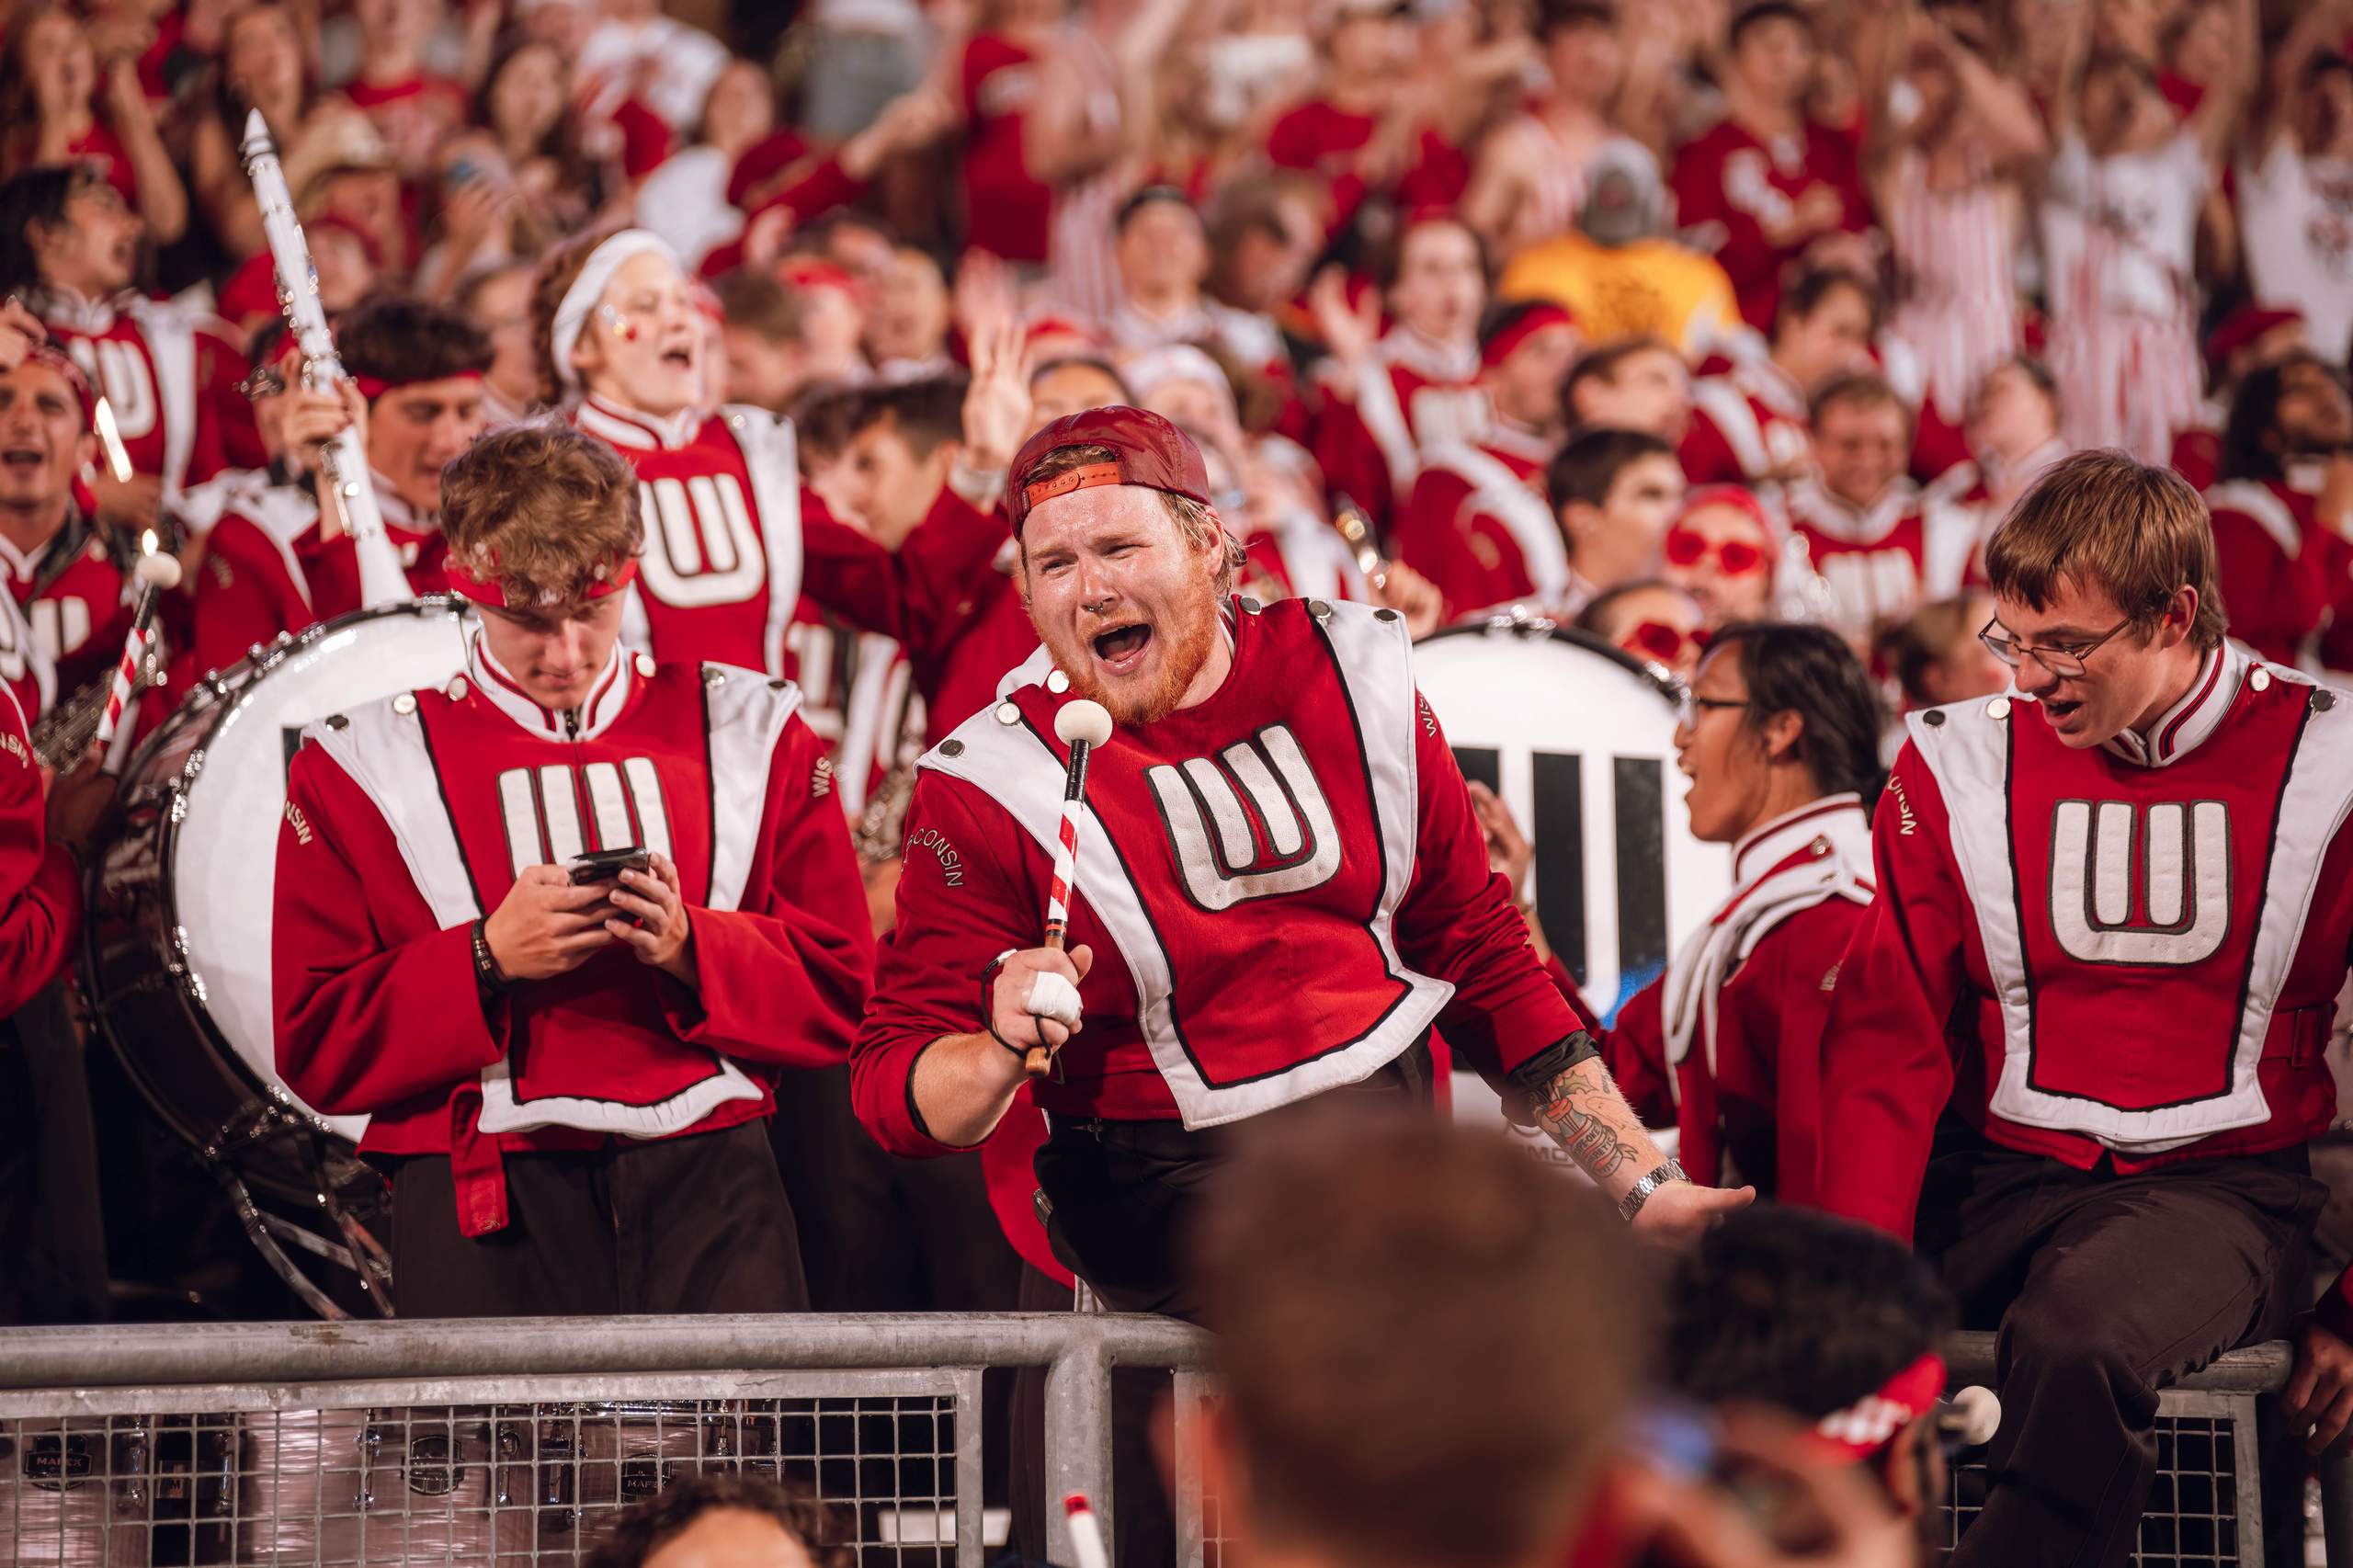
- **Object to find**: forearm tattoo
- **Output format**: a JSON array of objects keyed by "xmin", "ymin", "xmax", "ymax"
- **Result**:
[{"xmin": 1533, "ymin": 1064, "xmax": 1652, "ymax": 1187}]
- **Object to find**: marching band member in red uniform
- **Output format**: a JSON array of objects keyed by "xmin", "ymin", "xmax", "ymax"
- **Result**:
[
  {"xmin": 2202, "ymin": 355, "xmax": 2353, "ymax": 668},
  {"xmin": 1600, "ymin": 623, "xmax": 1882, "ymax": 1204},
  {"xmin": 851, "ymin": 405, "xmax": 1745, "ymax": 1319},
  {"xmin": 1816, "ymin": 450, "xmax": 2353, "ymax": 1568},
  {"xmin": 1678, "ymin": 267, "xmax": 1878, "ymax": 492},
  {"xmin": 1310, "ymin": 216, "xmax": 1491, "ymax": 528},
  {"xmin": 1783, "ymin": 373, "xmax": 1978, "ymax": 644},
  {"xmin": 0, "ymin": 347, "xmax": 131, "ymax": 705},
  {"xmin": 272, "ymin": 424, "xmax": 873, "ymax": 1316},
  {"xmin": 193, "ymin": 297, "xmax": 492, "ymax": 675},
  {"xmin": 533, "ymin": 229, "xmax": 909, "ymax": 678},
  {"xmin": 0, "ymin": 165, "xmax": 260, "ymax": 530}
]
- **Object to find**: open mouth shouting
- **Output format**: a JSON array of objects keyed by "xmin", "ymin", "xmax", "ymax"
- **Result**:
[
  {"xmin": 1090, "ymin": 619, "xmax": 1154, "ymax": 678},
  {"xmin": 0, "ymin": 445, "xmax": 47, "ymax": 478}
]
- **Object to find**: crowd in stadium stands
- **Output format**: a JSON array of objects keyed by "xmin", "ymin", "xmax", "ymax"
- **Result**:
[{"xmin": 4, "ymin": 0, "xmax": 2353, "ymax": 1562}]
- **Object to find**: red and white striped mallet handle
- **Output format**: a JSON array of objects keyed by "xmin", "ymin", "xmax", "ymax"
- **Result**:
[
  {"xmin": 88, "ymin": 538, "xmax": 181, "ymax": 758},
  {"xmin": 1063, "ymin": 1494, "xmax": 1112, "ymax": 1568},
  {"xmin": 1028, "ymin": 698, "xmax": 1113, "ymax": 1079}
]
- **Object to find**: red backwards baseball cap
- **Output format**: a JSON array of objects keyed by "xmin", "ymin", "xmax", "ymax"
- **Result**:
[{"xmin": 1006, "ymin": 405, "xmax": 1214, "ymax": 535}]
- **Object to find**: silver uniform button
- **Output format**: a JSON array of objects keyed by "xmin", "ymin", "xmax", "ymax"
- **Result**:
[
  {"xmin": 995, "ymin": 701, "xmax": 1021, "ymax": 725},
  {"xmin": 1307, "ymin": 598, "xmax": 1333, "ymax": 620},
  {"xmin": 1987, "ymin": 697, "xmax": 2010, "ymax": 719},
  {"xmin": 635, "ymin": 653, "xmax": 657, "ymax": 677},
  {"xmin": 2251, "ymin": 667, "xmax": 2271, "ymax": 692},
  {"xmin": 1239, "ymin": 597, "xmax": 1264, "ymax": 615},
  {"xmin": 1045, "ymin": 669, "xmax": 1071, "ymax": 694},
  {"xmin": 703, "ymin": 667, "xmax": 726, "ymax": 687},
  {"xmin": 445, "ymin": 676, "xmax": 470, "ymax": 700},
  {"xmin": 1373, "ymin": 608, "xmax": 1400, "ymax": 623},
  {"xmin": 941, "ymin": 739, "xmax": 965, "ymax": 757},
  {"xmin": 392, "ymin": 693, "xmax": 417, "ymax": 716}
]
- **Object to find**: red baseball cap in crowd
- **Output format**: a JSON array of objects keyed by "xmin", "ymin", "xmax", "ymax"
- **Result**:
[
  {"xmin": 2204, "ymin": 305, "xmax": 2304, "ymax": 381},
  {"xmin": 1006, "ymin": 405, "xmax": 1213, "ymax": 534}
]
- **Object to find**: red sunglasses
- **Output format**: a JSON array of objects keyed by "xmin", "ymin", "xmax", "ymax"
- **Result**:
[
  {"xmin": 1665, "ymin": 528, "xmax": 1768, "ymax": 576},
  {"xmin": 1621, "ymin": 620, "xmax": 1708, "ymax": 667}
]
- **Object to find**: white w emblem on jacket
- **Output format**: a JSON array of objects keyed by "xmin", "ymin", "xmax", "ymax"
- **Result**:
[
  {"xmin": 1147, "ymin": 724, "xmax": 1342, "ymax": 910},
  {"xmin": 2050, "ymin": 799, "xmax": 2230, "ymax": 965},
  {"xmin": 496, "ymin": 758, "xmax": 675, "ymax": 874}
]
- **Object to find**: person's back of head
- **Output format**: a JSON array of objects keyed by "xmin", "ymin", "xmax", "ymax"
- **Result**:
[
  {"xmin": 1192, "ymin": 1109, "xmax": 1646, "ymax": 1568},
  {"xmin": 584, "ymin": 1471, "xmax": 847, "ymax": 1568}
]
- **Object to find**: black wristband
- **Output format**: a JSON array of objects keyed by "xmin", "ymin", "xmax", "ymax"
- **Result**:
[{"xmin": 471, "ymin": 918, "xmax": 508, "ymax": 996}]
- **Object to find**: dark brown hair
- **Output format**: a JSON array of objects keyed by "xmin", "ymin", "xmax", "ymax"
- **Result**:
[
  {"xmin": 1985, "ymin": 449, "xmax": 2227, "ymax": 650},
  {"xmin": 439, "ymin": 421, "xmax": 642, "ymax": 606},
  {"xmin": 582, "ymin": 1471, "xmax": 848, "ymax": 1568},
  {"xmin": 1192, "ymin": 1110, "xmax": 1644, "ymax": 1568},
  {"xmin": 336, "ymin": 295, "xmax": 495, "ymax": 394},
  {"xmin": 1808, "ymin": 369, "xmax": 1911, "ymax": 434}
]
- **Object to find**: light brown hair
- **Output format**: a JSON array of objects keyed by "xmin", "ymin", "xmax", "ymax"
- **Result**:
[
  {"xmin": 439, "ymin": 421, "xmax": 642, "ymax": 607},
  {"xmin": 528, "ymin": 229, "xmax": 610, "ymax": 404},
  {"xmin": 1809, "ymin": 369, "xmax": 1912, "ymax": 437},
  {"xmin": 1986, "ymin": 449, "xmax": 2226, "ymax": 650},
  {"xmin": 1192, "ymin": 1110, "xmax": 1645, "ymax": 1568},
  {"xmin": 1015, "ymin": 441, "xmax": 1244, "ymax": 596}
]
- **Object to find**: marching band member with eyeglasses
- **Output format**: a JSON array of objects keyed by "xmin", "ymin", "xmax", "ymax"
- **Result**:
[
  {"xmin": 272, "ymin": 423, "xmax": 873, "ymax": 1316},
  {"xmin": 1817, "ymin": 449, "xmax": 2353, "ymax": 1568}
]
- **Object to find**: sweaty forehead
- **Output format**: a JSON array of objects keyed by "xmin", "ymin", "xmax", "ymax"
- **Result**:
[{"xmin": 1022, "ymin": 482, "xmax": 1173, "ymax": 547}]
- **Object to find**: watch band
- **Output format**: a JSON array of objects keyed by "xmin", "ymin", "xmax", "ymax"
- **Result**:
[{"xmin": 1618, "ymin": 1158, "xmax": 1689, "ymax": 1222}]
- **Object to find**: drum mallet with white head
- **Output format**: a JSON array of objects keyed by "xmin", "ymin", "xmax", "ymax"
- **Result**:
[
  {"xmin": 1027, "ymin": 698, "xmax": 1113, "ymax": 1079},
  {"xmin": 89, "ymin": 532, "xmax": 181, "ymax": 761}
]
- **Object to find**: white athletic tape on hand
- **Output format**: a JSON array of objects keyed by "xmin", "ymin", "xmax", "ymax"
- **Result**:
[{"xmin": 1025, "ymin": 969, "xmax": 1083, "ymax": 1029}]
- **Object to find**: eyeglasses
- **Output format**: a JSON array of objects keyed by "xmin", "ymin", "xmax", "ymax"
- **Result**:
[
  {"xmin": 1674, "ymin": 689, "xmax": 1751, "ymax": 728},
  {"xmin": 1977, "ymin": 615, "xmax": 2131, "ymax": 679},
  {"xmin": 1664, "ymin": 528, "xmax": 1768, "ymax": 577},
  {"xmin": 1622, "ymin": 619, "xmax": 1707, "ymax": 669},
  {"xmin": 237, "ymin": 362, "xmax": 288, "ymax": 402}
]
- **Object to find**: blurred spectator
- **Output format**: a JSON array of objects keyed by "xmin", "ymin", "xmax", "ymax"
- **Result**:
[
  {"xmin": 1392, "ymin": 301, "xmax": 1579, "ymax": 618},
  {"xmin": 1097, "ymin": 187, "xmax": 1282, "ymax": 370},
  {"xmin": 1603, "ymin": 623, "xmax": 1881, "ymax": 1199},
  {"xmin": 1564, "ymin": 335, "xmax": 1692, "ymax": 442},
  {"xmin": 1310, "ymin": 214, "xmax": 1489, "ymax": 525},
  {"xmin": 829, "ymin": 375, "xmax": 966, "ymax": 550},
  {"xmin": 340, "ymin": 0, "xmax": 468, "ymax": 180},
  {"xmin": 632, "ymin": 60, "xmax": 776, "ymax": 271},
  {"xmin": 1943, "ymin": 355, "xmax": 2066, "ymax": 535},
  {"xmin": 2171, "ymin": 305, "xmax": 2312, "ymax": 491},
  {"xmin": 2206, "ymin": 355, "xmax": 2353, "ymax": 666},
  {"xmin": 1204, "ymin": 175, "xmax": 1328, "ymax": 319},
  {"xmin": 1785, "ymin": 372, "xmax": 1974, "ymax": 644},
  {"xmin": 188, "ymin": 1, "xmax": 333, "ymax": 262},
  {"xmin": 866, "ymin": 246, "xmax": 955, "ymax": 381},
  {"xmin": 955, "ymin": 0, "xmax": 1065, "ymax": 267},
  {"xmin": 1680, "ymin": 266, "xmax": 1879, "ymax": 489},
  {"xmin": 1554, "ymin": 428, "xmax": 1686, "ymax": 618},
  {"xmin": 1865, "ymin": 5, "xmax": 2044, "ymax": 484},
  {"xmin": 1190, "ymin": 1112, "xmax": 1645, "ymax": 1568},
  {"xmin": 574, "ymin": 0, "xmax": 732, "ymax": 139},
  {"xmin": 2040, "ymin": 0, "xmax": 2254, "ymax": 461},
  {"xmin": 1265, "ymin": 0, "xmax": 1463, "ymax": 233},
  {"xmin": 794, "ymin": 0, "xmax": 933, "ymax": 142},
  {"xmin": 1461, "ymin": 0, "xmax": 1655, "ymax": 254},
  {"xmin": 1665, "ymin": 485, "xmax": 1779, "ymax": 629},
  {"xmin": 453, "ymin": 258, "xmax": 543, "ymax": 426},
  {"xmin": 477, "ymin": 38, "xmax": 610, "ymax": 244},
  {"xmin": 584, "ymin": 1471, "xmax": 847, "ymax": 1568},
  {"xmin": 1877, "ymin": 592, "xmax": 2008, "ymax": 712},
  {"xmin": 0, "ymin": 4, "xmax": 188, "ymax": 244},
  {"xmin": 2241, "ymin": 14, "xmax": 2353, "ymax": 369},
  {"xmin": 278, "ymin": 108, "xmax": 411, "ymax": 275},
  {"xmin": 1671, "ymin": 3, "xmax": 1875, "ymax": 333},
  {"xmin": 1578, "ymin": 578, "xmax": 1707, "ymax": 680},
  {"xmin": 1497, "ymin": 141, "xmax": 1739, "ymax": 361},
  {"xmin": 1662, "ymin": 1202, "xmax": 1960, "ymax": 1553},
  {"xmin": 715, "ymin": 269, "xmax": 832, "ymax": 416}
]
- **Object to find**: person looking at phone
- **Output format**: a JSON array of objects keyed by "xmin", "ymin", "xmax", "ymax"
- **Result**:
[{"xmin": 271, "ymin": 422, "xmax": 874, "ymax": 1317}]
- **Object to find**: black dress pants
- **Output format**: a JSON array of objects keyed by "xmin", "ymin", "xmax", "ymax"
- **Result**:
[
  {"xmin": 388, "ymin": 1119, "xmax": 808, "ymax": 1317},
  {"xmin": 1922, "ymin": 1138, "xmax": 2324, "ymax": 1568}
]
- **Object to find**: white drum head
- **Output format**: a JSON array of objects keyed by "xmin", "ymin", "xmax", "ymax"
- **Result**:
[
  {"xmin": 1414, "ymin": 625, "xmax": 1731, "ymax": 1142},
  {"xmin": 171, "ymin": 602, "xmax": 475, "ymax": 1142}
]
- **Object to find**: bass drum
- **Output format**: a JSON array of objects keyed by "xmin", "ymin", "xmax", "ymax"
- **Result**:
[
  {"xmin": 84, "ymin": 599, "xmax": 475, "ymax": 1205},
  {"xmin": 1412, "ymin": 620, "xmax": 1731, "ymax": 1139}
]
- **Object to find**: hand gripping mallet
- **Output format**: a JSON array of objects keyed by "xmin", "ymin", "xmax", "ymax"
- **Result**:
[
  {"xmin": 88, "ymin": 532, "xmax": 182, "ymax": 763},
  {"xmin": 1026, "ymin": 698, "xmax": 1114, "ymax": 1078}
]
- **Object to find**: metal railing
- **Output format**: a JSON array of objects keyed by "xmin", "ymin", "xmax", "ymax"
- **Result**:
[
  {"xmin": 0, "ymin": 1314, "xmax": 1213, "ymax": 1567},
  {"xmin": 4, "ymin": 1317, "xmax": 2350, "ymax": 1566}
]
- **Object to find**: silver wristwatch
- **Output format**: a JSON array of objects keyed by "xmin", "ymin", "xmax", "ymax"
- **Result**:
[{"xmin": 1618, "ymin": 1159, "xmax": 1690, "ymax": 1222}]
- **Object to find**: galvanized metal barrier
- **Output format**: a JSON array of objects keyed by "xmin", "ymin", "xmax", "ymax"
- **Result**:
[
  {"xmin": 5, "ymin": 1317, "xmax": 2351, "ymax": 1566},
  {"xmin": 0, "ymin": 1314, "xmax": 1213, "ymax": 1567}
]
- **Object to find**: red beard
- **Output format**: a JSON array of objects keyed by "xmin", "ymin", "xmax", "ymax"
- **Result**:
[{"xmin": 1053, "ymin": 572, "xmax": 1223, "ymax": 726}]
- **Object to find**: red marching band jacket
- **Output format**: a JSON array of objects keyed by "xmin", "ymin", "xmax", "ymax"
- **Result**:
[
  {"xmin": 1606, "ymin": 795, "xmax": 1873, "ymax": 1205},
  {"xmin": 850, "ymin": 596, "xmax": 1592, "ymax": 1144},
  {"xmin": 1816, "ymin": 642, "xmax": 2353, "ymax": 1328},
  {"xmin": 0, "ymin": 678, "xmax": 79, "ymax": 1015},
  {"xmin": 272, "ymin": 635, "xmax": 874, "ymax": 1235}
]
